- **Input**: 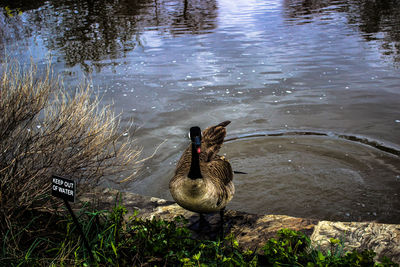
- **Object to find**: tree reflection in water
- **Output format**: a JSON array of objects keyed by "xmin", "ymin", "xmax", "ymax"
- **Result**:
[
  {"xmin": 283, "ymin": 0, "xmax": 400, "ymax": 64},
  {"xmin": 0, "ymin": 0, "xmax": 217, "ymax": 72},
  {"xmin": 1, "ymin": 0, "xmax": 400, "ymax": 70}
]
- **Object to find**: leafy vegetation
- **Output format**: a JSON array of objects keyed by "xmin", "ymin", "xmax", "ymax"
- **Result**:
[
  {"xmin": 261, "ymin": 228, "xmax": 397, "ymax": 267},
  {"xmin": 1, "ymin": 196, "xmax": 398, "ymax": 266}
]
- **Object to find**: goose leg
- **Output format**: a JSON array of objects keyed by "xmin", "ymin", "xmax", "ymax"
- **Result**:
[
  {"xmin": 199, "ymin": 213, "xmax": 206, "ymax": 228},
  {"xmin": 219, "ymin": 208, "xmax": 225, "ymax": 238},
  {"xmin": 189, "ymin": 213, "xmax": 211, "ymax": 232}
]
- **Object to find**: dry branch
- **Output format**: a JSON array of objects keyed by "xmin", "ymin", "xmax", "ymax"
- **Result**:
[{"xmin": 0, "ymin": 60, "xmax": 141, "ymax": 248}]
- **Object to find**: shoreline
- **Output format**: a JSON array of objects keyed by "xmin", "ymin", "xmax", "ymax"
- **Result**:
[{"xmin": 79, "ymin": 187, "xmax": 400, "ymax": 263}]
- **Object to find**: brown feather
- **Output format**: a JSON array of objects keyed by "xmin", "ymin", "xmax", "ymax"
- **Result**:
[
  {"xmin": 169, "ymin": 121, "xmax": 234, "ymax": 213},
  {"xmin": 201, "ymin": 120, "xmax": 230, "ymax": 162}
]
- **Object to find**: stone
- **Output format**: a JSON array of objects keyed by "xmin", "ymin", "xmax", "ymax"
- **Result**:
[
  {"xmin": 311, "ymin": 221, "xmax": 400, "ymax": 263},
  {"xmin": 78, "ymin": 188, "xmax": 400, "ymax": 264}
]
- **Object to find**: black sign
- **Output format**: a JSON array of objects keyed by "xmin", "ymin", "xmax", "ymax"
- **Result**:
[{"xmin": 52, "ymin": 175, "xmax": 76, "ymax": 202}]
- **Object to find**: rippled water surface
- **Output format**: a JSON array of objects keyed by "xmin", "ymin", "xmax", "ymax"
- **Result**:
[{"xmin": 2, "ymin": 0, "xmax": 400, "ymax": 222}]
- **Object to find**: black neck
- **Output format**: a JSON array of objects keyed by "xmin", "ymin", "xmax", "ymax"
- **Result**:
[{"xmin": 188, "ymin": 143, "xmax": 202, "ymax": 179}]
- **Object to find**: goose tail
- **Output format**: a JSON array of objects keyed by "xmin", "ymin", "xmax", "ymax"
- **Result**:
[{"xmin": 217, "ymin": 120, "xmax": 231, "ymax": 127}]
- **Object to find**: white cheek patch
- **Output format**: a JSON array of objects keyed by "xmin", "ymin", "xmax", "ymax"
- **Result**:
[{"xmin": 188, "ymin": 131, "xmax": 191, "ymax": 139}]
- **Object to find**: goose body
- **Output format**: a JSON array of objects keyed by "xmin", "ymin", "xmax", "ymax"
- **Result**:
[{"xmin": 169, "ymin": 121, "xmax": 234, "ymax": 214}]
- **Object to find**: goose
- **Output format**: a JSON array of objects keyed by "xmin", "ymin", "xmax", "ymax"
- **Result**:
[{"xmin": 169, "ymin": 121, "xmax": 234, "ymax": 230}]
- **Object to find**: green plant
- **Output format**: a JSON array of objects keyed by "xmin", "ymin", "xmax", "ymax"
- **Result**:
[
  {"xmin": 2, "ymin": 199, "xmax": 398, "ymax": 266},
  {"xmin": 3, "ymin": 198, "xmax": 259, "ymax": 266},
  {"xmin": 262, "ymin": 228, "xmax": 311, "ymax": 265},
  {"xmin": 262, "ymin": 228, "xmax": 399, "ymax": 267}
]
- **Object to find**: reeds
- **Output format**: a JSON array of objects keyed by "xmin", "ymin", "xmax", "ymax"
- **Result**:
[{"xmin": 0, "ymin": 60, "xmax": 141, "ymax": 257}]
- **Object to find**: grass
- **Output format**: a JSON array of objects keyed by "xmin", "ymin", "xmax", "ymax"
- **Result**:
[{"xmin": 1, "ymin": 194, "xmax": 398, "ymax": 267}]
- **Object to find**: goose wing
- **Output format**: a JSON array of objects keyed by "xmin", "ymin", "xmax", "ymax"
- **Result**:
[
  {"xmin": 201, "ymin": 120, "xmax": 231, "ymax": 162},
  {"xmin": 174, "ymin": 145, "xmax": 191, "ymax": 176},
  {"xmin": 206, "ymin": 157, "xmax": 233, "ymax": 185}
]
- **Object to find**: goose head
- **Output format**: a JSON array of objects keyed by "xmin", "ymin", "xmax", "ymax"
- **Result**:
[{"xmin": 189, "ymin": 126, "xmax": 202, "ymax": 154}]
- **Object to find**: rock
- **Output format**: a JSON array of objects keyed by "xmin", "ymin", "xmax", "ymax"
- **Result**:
[
  {"xmin": 311, "ymin": 221, "xmax": 400, "ymax": 263},
  {"xmin": 78, "ymin": 188, "xmax": 400, "ymax": 264},
  {"xmin": 229, "ymin": 212, "xmax": 317, "ymax": 249}
]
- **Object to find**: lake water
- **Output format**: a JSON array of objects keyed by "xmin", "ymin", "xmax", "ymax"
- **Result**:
[{"xmin": 1, "ymin": 0, "xmax": 400, "ymax": 223}]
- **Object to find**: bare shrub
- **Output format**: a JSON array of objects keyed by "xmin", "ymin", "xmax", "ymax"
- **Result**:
[{"xmin": 0, "ymin": 61, "xmax": 141, "ymax": 243}]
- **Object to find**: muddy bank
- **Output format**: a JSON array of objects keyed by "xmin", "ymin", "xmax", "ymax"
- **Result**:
[{"xmin": 79, "ymin": 188, "xmax": 400, "ymax": 263}]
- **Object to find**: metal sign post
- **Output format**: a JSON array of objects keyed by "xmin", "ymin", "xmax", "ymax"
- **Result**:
[{"xmin": 51, "ymin": 175, "xmax": 94, "ymax": 263}]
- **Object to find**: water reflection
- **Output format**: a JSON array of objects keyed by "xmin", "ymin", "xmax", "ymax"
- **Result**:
[
  {"xmin": 283, "ymin": 0, "xmax": 341, "ymax": 20},
  {"xmin": 284, "ymin": 0, "xmax": 400, "ymax": 63},
  {"xmin": 2, "ymin": 0, "xmax": 400, "ymax": 69},
  {"xmin": 169, "ymin": 0, "xmax": 218, "ymax": 35},
  {"xmin": 347, "ymin": 0, "xmax": 400, "ymax": 63},
  {"xmin": 1, "ymin": 0, "xmax": 217, "ymax": 71}
]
